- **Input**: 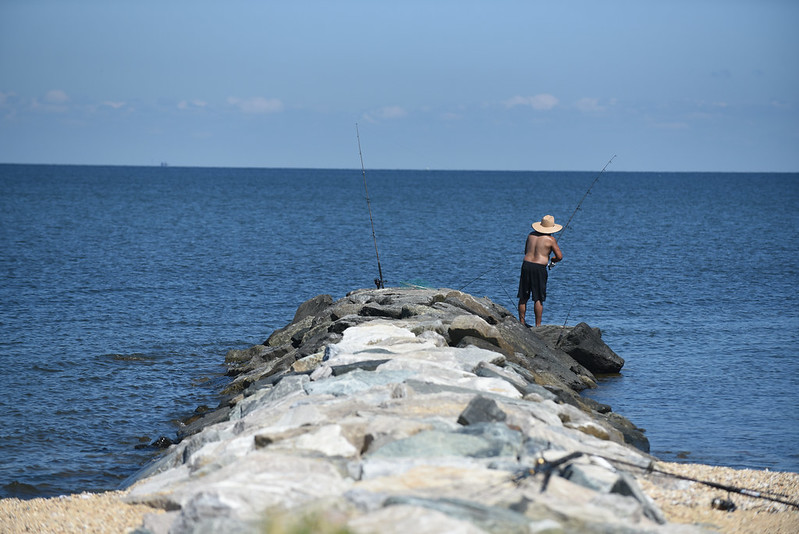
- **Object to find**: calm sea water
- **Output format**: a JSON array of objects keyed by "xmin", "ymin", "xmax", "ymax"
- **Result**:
[{"xmin": 1, "ymin": 165, "xmax": 797, "ymax": 498}]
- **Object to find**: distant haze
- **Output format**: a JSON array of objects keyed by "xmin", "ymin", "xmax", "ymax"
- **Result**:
[{"xmin": 1, "ymin": 1, "xmax": 797, "ymax": 172}]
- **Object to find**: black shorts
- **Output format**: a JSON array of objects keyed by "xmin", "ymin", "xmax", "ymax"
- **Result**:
[{"xmin": 517, "ymin": 261, "xmax": 548, "ymax": 303}]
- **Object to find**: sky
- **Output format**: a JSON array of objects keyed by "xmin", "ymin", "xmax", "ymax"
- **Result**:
[{"xmin": 1, "ymin": 0, "xmax": 797, "ymax": 172}]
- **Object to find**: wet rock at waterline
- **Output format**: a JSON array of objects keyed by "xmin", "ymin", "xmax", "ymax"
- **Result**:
[
  {"xmin": 124, "ymin": 287, "xmax": 701, "ymax": 533},
  {"xmin": 534, "ymin": 322, "xmax": 625, "ymax": 375}
]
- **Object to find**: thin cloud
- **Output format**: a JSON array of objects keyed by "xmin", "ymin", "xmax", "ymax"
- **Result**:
[
  {"xmin": 361, "ymin": 105, "xmax": 408, "ymax": 123},
  {"xmin": 227, "ymin": 96, "xmax": 283, "ymax": 114},
  {"xmin": 376, "ymin": 105, "xmax": 407, "ymax": 119},
  {"xmin": 440, "ymin": 112, "xmax": 462, "ymax": 121},
  {"xmin": 575, "ymin": 97, "xmax": 606, "ymax": 113},
  {"xmin": 0, "ymin": 91, "xmax": 15, "ymax": 107},
  {"xmin": 503, "ymin": 94, "xmax": 559, "ymax": 111},
  {"xmin": 45, "ymin": 89, "xmax": 69, "ymax": 104},
  {"xmin": 0, "ymin": 91, "xmax": 19, "ymax": 118},
  {"xmin": 653, "ymin": 121, "xmax": 689, "ymax": 130},
  {"xmin": 32, "ymin": 89, "xmax": 70, "ymax": 112},
  {"xmin": 178, "ymin": 99, "xmax": 208, "ymax": 111}
]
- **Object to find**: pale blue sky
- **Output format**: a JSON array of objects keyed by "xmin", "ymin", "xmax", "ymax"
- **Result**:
[{"xmin": 1, "ymin": 0, "xmax": 797, "ymax": 171}]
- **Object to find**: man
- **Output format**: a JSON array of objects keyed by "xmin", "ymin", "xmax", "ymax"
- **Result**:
[{"xmin": 518, "ymin": 214, "xmax": 563, "ymax": 327}]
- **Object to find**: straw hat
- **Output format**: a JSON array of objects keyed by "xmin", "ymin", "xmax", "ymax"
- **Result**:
[{"xmin": 532, "ymin": 215, "xmax": 563, "ymax": 234}]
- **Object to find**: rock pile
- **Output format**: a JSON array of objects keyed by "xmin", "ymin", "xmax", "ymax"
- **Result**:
[{"xmin": 125, "ymin": 288, "xmax": 707, "ymax": 533}]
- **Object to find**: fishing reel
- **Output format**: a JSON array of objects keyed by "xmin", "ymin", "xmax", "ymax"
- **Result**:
[{"xmin": 374, "ymin": 278, "xmax": 385, "ymax": 289}]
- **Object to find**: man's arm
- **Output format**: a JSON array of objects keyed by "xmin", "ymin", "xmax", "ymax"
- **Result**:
[{"xmin": 548, "ymin": 237, "xmax": 563, "ymax": 269}]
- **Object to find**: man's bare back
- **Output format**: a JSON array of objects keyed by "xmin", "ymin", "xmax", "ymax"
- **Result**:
[
  {"xmin": 524, "ymin": 232, "xmax": 563, "ymax": 266},
  {"xmin": 518, "ymin": 214, "xmax": 564, "ymax": 326}
]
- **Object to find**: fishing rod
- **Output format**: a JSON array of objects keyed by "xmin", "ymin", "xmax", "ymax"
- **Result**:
[
  {"xmin": 462, "ymin": 155, "xmax": 617, "ymax": 290},
  {"xmin": 553, "ymin": 154, "xmax": 616, "ymax": 249},
  {"xmin": 356, "ymin": 123, "xmax": 385, "ymax": 289},
  {"xmin": 604, "ymin": 457, "xmax": 799, "ymax": 511},
  {"xmin": 510, "ymin": 451, "xmax": 799, "ymax": 510},
  {"xmin": 547, "ymin": 154, "xmax": 615, "ymax": 330}
]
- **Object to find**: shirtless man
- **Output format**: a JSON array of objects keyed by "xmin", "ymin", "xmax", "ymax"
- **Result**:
[{"xmin": 517, "ymin": 215, "xmax": 563, "ymax": 327}]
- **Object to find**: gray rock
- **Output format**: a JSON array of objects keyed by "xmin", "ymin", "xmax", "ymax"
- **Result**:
[
  {"xmin": 291, "ymin": 293, "xmax": 333, "ymax": 324},
  {"xmin": 177, "ymin": 406, "xmax": 232, "ymax": 440},
  {"xmin": 224, "ymin": 344, "xmax": 270, "ymax": 364},
  {"xmin": 125, "ymin": 287, "xmax": 700, "ymax": 534},
  {"xmin": 605, "ymin": 412, "xmax": 650, "ymax": 453},
  {"xmin": 535, "ymin": 322, "xmax": 625, "ymax": 375},
  {"xmin": 262, "ymin": 374, "xmax": 309, "ymax": 404},
  {"xmin": 225, "ymin": 344, "xmax": 292, "ymax": 377},
  {"xmin": 448, "ymin": 314, "xmax": 504, "ymax": 348},
  {"xmin": 369, "ymin": 424, "xmax": 521, "ymax": 460},
  {"xmin": 331, "ymin": 359, "xmax": 391, "ymax": 376},
  {"xmin": 474, "ymin": 361, "xmax": 530, "ymax": 394},
  {"xmin": 304, "ymin": 369, "xmax": 413, "ymax": 397},
  {"xmin": 383, "ymin": 495, "xmax": 531, "ymax": 534},
  {"xmin": 347, "ymin": 503, "xmax": 490, "ymax": 534},
  {"xmin": 265, "ymin": 315, "xmax": 314, "ymax": 348},
  {"xmin": 442, "ymin": 290, "xmax": 509, "ymax": 325},
  {"xmin": 611, "ymin": 471, "xmax": 667, "ymax": 524},
  {"xmin": 457, "ymin": 395, "xmax": 508, "ymax": 426},
  {"xmin": 496, "ymin": 318, "xmax": 597, "ymax": 391},
  {"xmin": 561, "ymin": 462, "xmax": 625, "ymax": 493},
  {"xmin": 457, "ymin": 335, "xmax": 514, "ymax": 358},
  {"xmin": 359, "ymin": 303, "xmax": 405, "ymax": 319}
]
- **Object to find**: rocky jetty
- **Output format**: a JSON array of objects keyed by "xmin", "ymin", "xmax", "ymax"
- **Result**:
[{"xmin": 124, "ymin": 287, "xmax": 708, "ymax": 533}]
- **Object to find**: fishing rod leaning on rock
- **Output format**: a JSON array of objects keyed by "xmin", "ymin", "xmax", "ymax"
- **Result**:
[
  {"xmin": 356, "ymin": 123, "xmax": 385, "ymax": 289},
  {"xmin": 509, "ymin": 449, "xmax": 799, "ymax": 510}
]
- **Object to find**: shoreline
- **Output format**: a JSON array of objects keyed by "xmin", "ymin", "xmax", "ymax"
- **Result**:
[
  {"xmin": 4, "ymin": 288, "xmax": 798, "ymax": 533},
  {"xmin": 2, "ymin": 462, "xmax": 797, "ymax": 534}
]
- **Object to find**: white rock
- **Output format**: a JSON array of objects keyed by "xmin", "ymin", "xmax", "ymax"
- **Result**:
[{"xmin": 278, "ymin": 424, "xmax": 360, "ymax": 457}]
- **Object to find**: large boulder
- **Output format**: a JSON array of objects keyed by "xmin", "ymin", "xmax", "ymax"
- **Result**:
[
  {"xmin": 534, "ymin": 322, "xmax": 624, "ymax": 375},
  {"xmin": 495, "ymin": 318, "xmax": 597, "ymax": 391},
  {"xmin": 291, "ymin": 293, "xmax": 333, "ymax": 324}
]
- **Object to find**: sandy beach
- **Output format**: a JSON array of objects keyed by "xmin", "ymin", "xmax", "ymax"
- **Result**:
[{"xmin": 2, "ymin": 461, "xmax": 797, "ymax": 534}]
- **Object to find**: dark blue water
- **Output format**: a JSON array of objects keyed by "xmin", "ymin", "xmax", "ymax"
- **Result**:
[{"xmin": 1, "ymin": 165, "xmax": 797, "ymax": 499}]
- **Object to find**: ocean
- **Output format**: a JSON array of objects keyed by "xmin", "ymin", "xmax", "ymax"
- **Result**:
[{"xmin": 1, "ymin": 164, "xmax": 797, "ymax": 499}]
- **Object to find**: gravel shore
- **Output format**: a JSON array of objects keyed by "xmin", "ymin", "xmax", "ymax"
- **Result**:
[
  {"xmin": 0, "ymin": 490, "xmax": 162, "ymax": 534},
  {"xmin": 639, "ymin": 461, "xmax": 799, "ymax": 533},
  {"xmin": 1, "ymin": 462, "xmax": 796, "ymax": 533}
]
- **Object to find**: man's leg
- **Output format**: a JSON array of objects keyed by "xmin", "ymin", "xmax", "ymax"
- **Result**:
[
  {"xmin": 518, "ymin": 299, "xmax": 527, "ymax": 325},
  {"xmin": 533, "ymin": 300, "xmax": 543, "ymax": 327}
]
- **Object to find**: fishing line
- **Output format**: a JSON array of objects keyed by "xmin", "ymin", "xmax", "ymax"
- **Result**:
[
  {"xmin": 553, "ymin": 154, "xmax": 616, "ymax": 248},
  {"xmin": 460, "ymin": 256, "xmax": 512, "ymax": 292},
  {"xmin": 548, "ymin": 154, "xmax": 616, "ymax": 328},
  {"xmin": 492, "ymin": 269, "xmax": 518, "ymax": 315},
  {"xmin": 555, "ymin": 300, "xmax": 575, "ymax": 347},
  {"xmin": 356, "ymin": 123, "xmax": 385, "ymax": 289},
  {"xmin": 461, "ymin": 156, "xmax": 616, "ymax": 293}
]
